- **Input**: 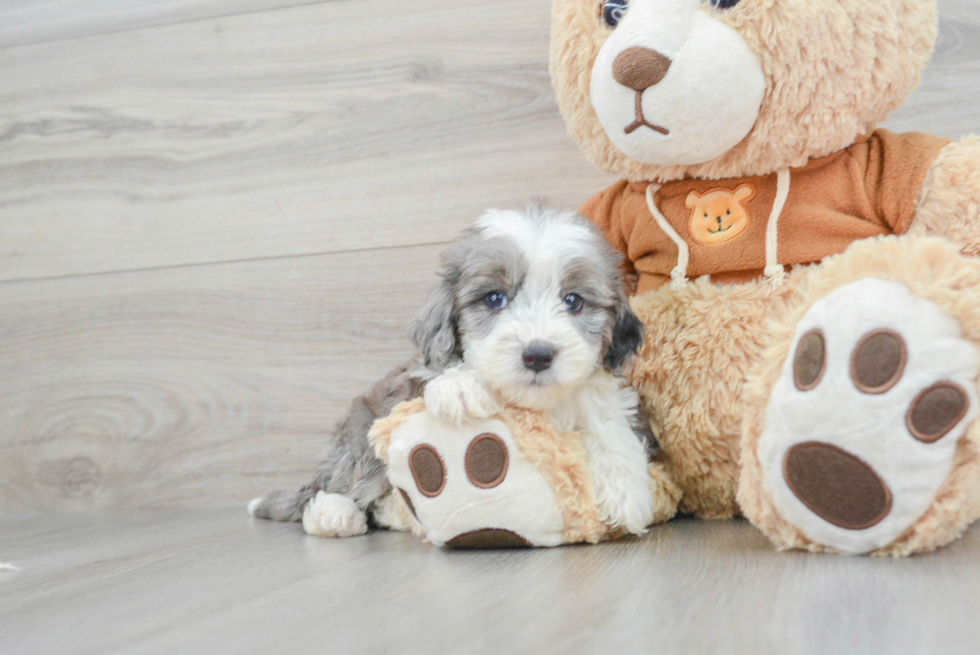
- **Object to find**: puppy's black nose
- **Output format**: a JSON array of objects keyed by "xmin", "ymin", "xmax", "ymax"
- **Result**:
[{"xmin": 522, "ymin": 341, "xmax": 555, "ymax": 372}]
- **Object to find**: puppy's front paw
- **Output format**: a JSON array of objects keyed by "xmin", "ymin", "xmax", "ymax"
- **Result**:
[
  {"xmin": 424, "ymin": 368, "xmax": 500, "ymax": 424},
  {"xmin": 591, "ymin": 468, "xmax": 655, "ymax": 536},
  {"xmin": 302, "ymin": 492, "xmax": 368, "ymax": 538}
]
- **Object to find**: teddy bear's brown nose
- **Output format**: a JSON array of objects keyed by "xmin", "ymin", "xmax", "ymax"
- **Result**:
[{"xmin": 612, "ymin": 46, "xmax": 672, "ymax": 91}]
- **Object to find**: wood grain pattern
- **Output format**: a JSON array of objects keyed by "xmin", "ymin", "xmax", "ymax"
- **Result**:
[
  {"xmin": 883, "ymin": 1, "xmax": 980, "ymax": 138},
  {"xmin": 0, "ymin": 0, "xmax": 328, "ymax": 49},
  {"xmin": 2, "ymin": 511, "xmax": 980, "ymax": 655},
  {"xmin": 0, "ymin": 0, "xmax": 978, "ymax": 514},
  {"xmin": 0, "ymin": 245, "xmax": 440, "ymax": 512},
  {"xmin": 0, "ymin": 0, "xmax": 613, "ymax": 283}
]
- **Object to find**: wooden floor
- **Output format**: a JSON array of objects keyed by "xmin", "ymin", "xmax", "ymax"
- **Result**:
[{"xmin": 2, "ymin": 511, "xmax": 980, "ymax": 655}]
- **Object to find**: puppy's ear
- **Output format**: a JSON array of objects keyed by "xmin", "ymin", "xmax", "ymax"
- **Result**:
[
  {"xmin": 604, "ymin": 302, "xmax": 645, "ymax": 372},
  {"xmin": 408, "ymin": 274, "xmax": 458, "ymax": 372},
  {"xmin": 410, "ymin": 229, "xmax": 482, "ymax": 371}
]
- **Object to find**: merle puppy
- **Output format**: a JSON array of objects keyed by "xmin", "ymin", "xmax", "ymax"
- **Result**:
[{"xmin": 249, "ymin": 205, "xmax": 656, "ymax": 537}]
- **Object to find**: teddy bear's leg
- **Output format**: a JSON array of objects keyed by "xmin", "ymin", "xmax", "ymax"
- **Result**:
[
  {"xmin": 739, "ymin": 235, "xmax": 980, "ymax": 556},
  {"xmin": 628, "ymin": 274, "xmax": 803, "ymax": 519}
]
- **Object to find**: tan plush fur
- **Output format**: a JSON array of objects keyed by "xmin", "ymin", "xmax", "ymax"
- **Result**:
[
  {"xmin": 629, "ymin": 270, "xmax": 805, "ymax": 518},
  {"xmin": 647, "ymin": 461, "xmax": 682, "ymax": 525},
  {"xmin": 368, "ymin": 397, "xmax": 425, "ymax": 463},
  {"xmin": 367, "ymin": 397, "xmax": 427, "ymax": 537},
  {"xmin": 738, "ymin": 236, "xmax": 980, "ymax": 555},
  {"xmin": 912, "ymin": 137, "xmax": 980, "ymax": 255},
  {"xmin": 499, "ymin": 408, "xmax": 610, "ymax": 544},
  {"xmin": 550, "ymin": 0, "xmax": 936, "ymax": 182}
]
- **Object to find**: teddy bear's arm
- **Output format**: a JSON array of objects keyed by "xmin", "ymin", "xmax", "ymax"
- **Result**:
[
  {"xmin": 910, "ymin": 136, "xmax": 980, "ymax": 254},
  {"xmin": 579, "ymin": 180, "xmax": 634, "ymax": 263}
]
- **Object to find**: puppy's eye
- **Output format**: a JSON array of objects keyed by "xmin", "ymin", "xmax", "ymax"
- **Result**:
[
  {"xmin": 600, "ymin": 0, "xmax": 628, "ymax": 28},
  {"xmin": 708, "ymin": 0, "xmax": 742, "ymax": 9},
  {"xmin": 485, "ymin": 291, "xmax": 508, "ymax": 310},
  {"xmin": 563, "ymin": 293, "xmax": 585, "ymax": 313}
]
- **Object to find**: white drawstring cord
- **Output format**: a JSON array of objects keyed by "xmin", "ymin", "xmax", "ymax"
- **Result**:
[
  {"xmin": 645, "ymin": 183, "xmax": 690, "ymax": 290},
  {"xmin": 646, "ymin": 169, "xmax": 792, "ymax": 288},
  {"xmin": 763, "ymin": 168, "xmax": 791, "ymax": 285}
]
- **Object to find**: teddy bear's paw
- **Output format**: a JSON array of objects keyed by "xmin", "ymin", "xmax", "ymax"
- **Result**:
[
  {"xmin": 302, "ymin": 492, "xmax": 368, "ymax": 538},
  {"xmin": 757, "ymin": 278, "xmax": 980, "ymax": 554},
  {"xmin": 423, "ymin": 367, "xmax": 501, "ymax": 425},
  {"xmin": 387, "ymin": 415, "xmax": 567, "ymax": 547}
]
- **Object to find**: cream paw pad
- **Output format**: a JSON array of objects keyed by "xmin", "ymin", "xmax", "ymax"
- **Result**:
[{"xmin": 368, "ymin": 398, "xmax": 615, "ymax": 548}]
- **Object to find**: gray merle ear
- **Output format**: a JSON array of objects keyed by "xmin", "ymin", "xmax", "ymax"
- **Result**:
[
  {"xmin": 408, "ymin": 274, "xmax": 458, "ymax": 372},
  {"xmin": 408, "ymin": 230, "xmax": 479, "ymax": 371},
  {"xmin": 604, "ymin": 303, "xmax": 644, "ymax": 372}
]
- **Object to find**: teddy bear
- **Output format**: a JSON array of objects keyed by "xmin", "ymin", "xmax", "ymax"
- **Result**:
[
  {"xmin": 550, "ymin": 0, "xmax": 980, "ymax": 555},
  {"xmin": 368, "ymin": 398, "xmax": 680, "ymax": 547}
]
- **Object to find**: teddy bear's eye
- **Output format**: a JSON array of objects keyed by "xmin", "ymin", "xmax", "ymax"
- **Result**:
[
  {"xmin": 601, "ymin": 0, "xmax": 628, "ymax": 28},
  {"xmin": 708, "ymin": 0, "xmax": 742, "ymax": 9}
]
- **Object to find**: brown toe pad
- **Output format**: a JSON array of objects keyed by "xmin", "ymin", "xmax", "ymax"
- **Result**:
[
  {"xmin": 783, "ymin": 441, "xmax": 892, "ymax": 530},
  {"xmin": 445, "ymin": 529, "xmax": 532, "ymax": 548}
]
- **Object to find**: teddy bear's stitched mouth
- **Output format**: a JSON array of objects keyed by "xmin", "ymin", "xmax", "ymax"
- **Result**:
[
  {"xmin": 624, "ymin": 91, "xmax": 669, "ymax": 136},
  {"xmin": 707, "ymin": 223, "xmax": 732, "ymax": 234}
]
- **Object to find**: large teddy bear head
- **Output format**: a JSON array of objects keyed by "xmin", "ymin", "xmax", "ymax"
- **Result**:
[{"xmin": 550, "ymin": 0, "xmax": 938, "ymax": 182}]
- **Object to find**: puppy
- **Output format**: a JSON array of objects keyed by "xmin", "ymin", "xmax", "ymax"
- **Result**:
[{"xmin": 249, "ymin": 205, "xmax": 656, "ymax": 537}]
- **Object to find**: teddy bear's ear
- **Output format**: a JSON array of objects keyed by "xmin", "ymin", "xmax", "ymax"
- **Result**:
[
  {"xmin": 734, "ymin": 184, "xmax": 756, "ymax": 203},
  {"xmin": 685, "ymin": 191, "xmax": 701, "ymax": 209}
]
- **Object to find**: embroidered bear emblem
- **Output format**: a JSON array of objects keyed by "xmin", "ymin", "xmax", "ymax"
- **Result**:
[{"xmin": 685, "ymin": 184, "xmax": 756, "ymax": 245}]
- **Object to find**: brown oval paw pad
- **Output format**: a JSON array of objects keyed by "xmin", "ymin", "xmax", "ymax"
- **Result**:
[
  {"xmin": 465, "ymin": 433, "xmax": 509, "ymax": 489},
  {"xmin": 445, "ymin": 528, "xmax": 531, "ymax": 548},
  {"xmin": 794, "ymin": 329, "xmax": 826, "ymax": 391},
  {"xmin": 783, "ymin": 442, "xmax": 892, "ymax": 530},
  {"xmin": 907, "ymin": 382, "xmax": 969, "ymax": 444},
  {"xmin": 409, "ymin": 444, "xmax": 446, "ymax": 497},
  {"xmin": 397, "ymin": 488, "xmax": 418, "ymax": 519},
  {"xmin": 850, "ymin": 329, "xmax": 906, "ymax": 394}
]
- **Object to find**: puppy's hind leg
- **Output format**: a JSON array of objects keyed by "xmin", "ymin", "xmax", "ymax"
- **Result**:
[
  {"xmin": 249, "ymin": 360, "xmax": 426, "ymax": 538},
  {"xmin": 302, "ymin": 444, "xmax": 392, "ymax": 538}
]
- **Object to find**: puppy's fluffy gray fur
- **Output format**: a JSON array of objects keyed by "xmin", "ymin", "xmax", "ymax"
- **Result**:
[{"xmin": 249, "ymin": 205, "xmax": 652, "ymax": 528}]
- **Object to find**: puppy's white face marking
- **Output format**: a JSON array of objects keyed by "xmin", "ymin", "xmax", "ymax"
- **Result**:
[
  {"xmin": 590, "ymin": 0, "xmax": 765, "ymax": 166},
  {"xmin": 458, "ymin": 210, "xmax": 615, "ymax": 410}
]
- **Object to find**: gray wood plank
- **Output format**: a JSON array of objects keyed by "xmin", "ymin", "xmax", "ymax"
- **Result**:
[
  {"xmin": 6, "ymin": 0, "xmax": 973, "ymax": 285},
  {"xmin": 2, "ymin": 511, "xmax": 979, "ymax": 655},
  {"xmin": 883, "ymin": 0, "xmax": 980, "ymax": 136},
  {"xmin": 0, "ymin": 0, "xmax": 614, "ymax": 283},
  {"xmin": 0, "ymin": 244, "xmax": 443, "ymax": 513},
  {"xmin": 0, "ymin": 0, "xmax": 329, "ymax": 49}
]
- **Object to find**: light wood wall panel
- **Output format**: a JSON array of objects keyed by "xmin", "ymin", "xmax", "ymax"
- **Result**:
[
  {"xmin": 0, "ymin": 0, "xmax": 613, "ymax": 283},
  {"xmin": 0, "ymin": 245, "xmax": 441, "ymax": 512},
  {"xmin": 0, "ymin": 0, "xmax": 978, "ymax": 513},
  {"xmin": 0, "ymin": 0, "xmax": 326, "ymax": 48}
]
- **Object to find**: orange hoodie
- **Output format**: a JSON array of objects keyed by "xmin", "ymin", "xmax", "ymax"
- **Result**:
[{"xmin": 580, "ymin": 130, "xmax": 950, "ymax": 294}]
